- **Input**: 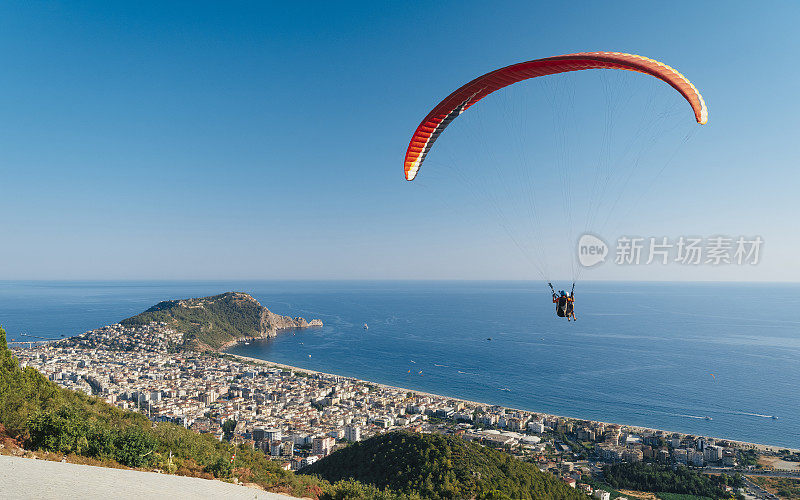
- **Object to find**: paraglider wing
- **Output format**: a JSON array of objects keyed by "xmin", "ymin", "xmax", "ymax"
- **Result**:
[{"xmin": 404, "ymin": 51, "xmax": 707, "ymax": 181}]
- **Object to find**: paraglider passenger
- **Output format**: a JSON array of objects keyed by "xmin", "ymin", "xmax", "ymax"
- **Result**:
[
  {"xmin": 552, "ymin": 289, "xmax": 576, "ymax": 321},
  {"xmin": 565, "ymin": 291, "xmax": 576, "ymax": 321}
]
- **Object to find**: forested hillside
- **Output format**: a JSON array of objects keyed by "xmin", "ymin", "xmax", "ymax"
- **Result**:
[
  {"xmin": 302, "ymin": 430, "xmax": 587, "ymax": 500},
  {"xmin": 602, "ymin": 462, "xmax": 741, "ymax": 498}
]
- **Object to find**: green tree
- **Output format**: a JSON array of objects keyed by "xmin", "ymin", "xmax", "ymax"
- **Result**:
[{"xmin": 222, "ymin": 419, "xmax": 236, "ymax": 441}]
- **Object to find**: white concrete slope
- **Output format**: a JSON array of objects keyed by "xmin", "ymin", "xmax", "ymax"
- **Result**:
[{"xmin": 0, "ymin": 454, "xmax": 303, "ymax": 500}]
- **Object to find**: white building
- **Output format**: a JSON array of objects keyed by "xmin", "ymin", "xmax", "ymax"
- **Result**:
[
  {"xmin": 520, "ymin": 435, "xmax": 541, "ymax": 445},
  {"xmin": 264, "ymin": 428, "xmax": 282, "ymax": 442},
  {"xmin": 593, "ymin": 490, "xmax": 611, "ymax": 500},
  {"xmin": 312, "ymin": 436, "xmax": 335, "ymax": 457},
  {"xmin": 291, "ymin": 432, "xmax": 313, "ymax": 446},
  {"xmin": 528, "ymin": 421, "xmax": 545, "ymax": 434},
  {"xmin": 477, "ymin": 414, "xmax": 499, "ymax": 427},
  {"xmin": 373, "ymin": 416, "xmax": 393, "ymax": 428},
  {"xmin": 344, "ymin": 424, "xmax": 361, "ymax": 442},
  {"xmin": 704, "ymin": 445, "xmax": 723, "ymax": 462}
]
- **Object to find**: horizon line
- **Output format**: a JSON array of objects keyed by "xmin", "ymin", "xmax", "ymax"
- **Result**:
[{"xmin": 1, "ymin": 278, "xmax": 797, "ymax": 284}]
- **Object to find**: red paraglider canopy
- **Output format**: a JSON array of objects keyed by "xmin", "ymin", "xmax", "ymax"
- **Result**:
[{"xmin": 404, "ymin": 51, "xmax": 707, "ymax": 181}]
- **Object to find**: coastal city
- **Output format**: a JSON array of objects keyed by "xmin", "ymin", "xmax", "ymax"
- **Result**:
[
  {"xmin": 4, "ymin": 2, "xmax": 800, "ymax": 499},
  {"xmin": 10, "ymin": 321, "xmax": 799, "ymax": 498}
]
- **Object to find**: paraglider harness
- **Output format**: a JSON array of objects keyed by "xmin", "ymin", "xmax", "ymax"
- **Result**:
[{"xmin": 549, "ymin": 282, "xmax": 574, "ymax": 318}]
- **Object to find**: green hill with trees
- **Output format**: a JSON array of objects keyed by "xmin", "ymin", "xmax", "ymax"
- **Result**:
[
  {"xmin": 120, "ymin": 292, "xmax": 321, "ymax": 350},
  {"xmin": 302, "ymin": 430, "xmax": 587, "ymax": 500},
  {"xmin": 601, "ymin": 462, "xmax": 741, "ymax": 499}
]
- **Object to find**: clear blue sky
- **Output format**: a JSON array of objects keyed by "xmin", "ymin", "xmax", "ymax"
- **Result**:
[{"xmin": 1, "ymin": 1, "xmax": 798, "ymax": 280}]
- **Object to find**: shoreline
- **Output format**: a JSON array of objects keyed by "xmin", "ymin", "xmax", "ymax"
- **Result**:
[
  {"xmin": 221, "ymin": 352, "xmax": 798, "ymax": 454},
  {"xmin": 13, "ymin": 331, "xmax": 796, "ymax": 454}
]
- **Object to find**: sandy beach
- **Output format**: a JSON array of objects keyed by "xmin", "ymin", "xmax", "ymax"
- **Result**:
[{"xmin": 222, "ymin": 352, "xmax": 799, "ymax": 454}]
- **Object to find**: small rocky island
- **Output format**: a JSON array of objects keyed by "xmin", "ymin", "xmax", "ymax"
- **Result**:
[{"xmin": 121, "ymin": 292, "xmax": 322, "ymax": 351}]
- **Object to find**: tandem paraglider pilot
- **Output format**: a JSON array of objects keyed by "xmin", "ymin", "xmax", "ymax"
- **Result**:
[{"xmin": 549, "ymin": 283, "xmax": 575, "ymax": 321}]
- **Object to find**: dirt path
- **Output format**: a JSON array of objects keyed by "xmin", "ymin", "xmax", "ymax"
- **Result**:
[{"xmin": 0, "ymin": 454, "xmax": 301, "ymax": 500}]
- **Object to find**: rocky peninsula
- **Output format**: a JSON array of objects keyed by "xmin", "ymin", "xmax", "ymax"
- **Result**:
[{"xmin": 120, "ymin": 292, "xmax": 322, "ymax": 351}]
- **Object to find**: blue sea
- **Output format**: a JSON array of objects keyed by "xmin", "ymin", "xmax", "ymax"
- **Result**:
[{"xmin": 1, "ymin": 280, "xmax": 798, "ymax": 449}]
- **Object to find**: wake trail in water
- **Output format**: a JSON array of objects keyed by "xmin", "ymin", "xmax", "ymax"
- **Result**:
[
  {"xmin": 655, "ymin": 411, "xmax": 712, "ymax": 420},
  {"xmin": 729, "ymin": 411, "xmax": 776, "ymax": 419}
]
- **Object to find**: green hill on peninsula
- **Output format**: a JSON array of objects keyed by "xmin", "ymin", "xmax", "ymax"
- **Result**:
[
  {"xmin": 120, "ymin": 292, "xmax": 322, "ymax": 350},
  {"xmin": 301, "ymin": 430, "xmax": 587, "ymax": 500}
]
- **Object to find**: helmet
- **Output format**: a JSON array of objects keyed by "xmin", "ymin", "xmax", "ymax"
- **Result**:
[{"xmin": 559, "ymin": 290, "xmax": 566, "ymax": 296}]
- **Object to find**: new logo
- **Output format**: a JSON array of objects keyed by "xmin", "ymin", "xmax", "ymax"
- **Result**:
[{"xmin": 577, "ymin": 234, "xmax": 608, "ymax": 267}]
